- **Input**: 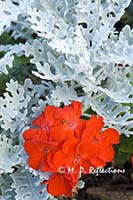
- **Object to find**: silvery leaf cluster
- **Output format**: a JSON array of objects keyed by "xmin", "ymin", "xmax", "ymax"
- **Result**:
[{"xmin": 0, "ymin": 0, "xmax": 132, "ymax": 199}]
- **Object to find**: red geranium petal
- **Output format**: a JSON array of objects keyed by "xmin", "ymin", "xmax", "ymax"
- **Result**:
[
  {"xmin": 41, "ymin": 155, "xmax": 55, "ymax": 172},
  {"xmin": 28, "ymin": 152, "xmax": 44, "ymax": 170},
  {"xmin": 85, "ymin": 115, "xmax": 104, "ymax": 130},
  {"xmin": 47, "ymin": 173, "xmax": 72, "ymax": 197},
  {"xmin": 53, "ymin": 150, "xmax": 73, "ymax": 168},
  {"xmin": 32, "ymin": 106, "xmax": 58, "ymax": 128},
  {"xmin": 54, "ymin": 101, "xmax": 82, "ymax": 124},
  {"xmin": 101, "ymin": 128, "xmax": 120, "ymax": 144},
  {"xmin": 62, "ymin": 137, "xmax": 78, "ymax": 156},
  {"xmin": 71, "ymin": 101, "xmax": 82, "ymax": 119},
  {"xmin": 80, "ymin": 159, "xmax": 92, "ymax": 174},
  {"xmin": 90, "ymin": 157, "xmax": 106, "ymax": 168},
  {"xmin": 32, "ymin": 112, "xmax": 45, "ymax": 128},
  {"xmin": 81, "ymin": 116, "xmax": 104, "ymax": 142},
  {"xmin": 44, "ymin": 105, "xmax": 57, "ymax": 118},
  {"xmin": 50, "ymin": 125, "xmax": 74, "ymax": 142},
  {"xmin": 24, "ymin": 141, "xmax": 38, "ymax": 155},
  {"xmin": 99, "ymin": 145, "xmax": 115, "ymax": 162},
  {"xmin": 31, "ymin": 129, "xmax": 48, "ymax": 142},
  {"xmin": 54, "ymin": 106, "xmax": 73, "ymax": 123},
  {"xmin": 43, "ymin": 146, "xmax": 60, "ymax": 171},
  {"xmin": 78, "ymin": 142, "xmax": 100, "ymax": 160},
  {"xmin": 23, "ymin": 128, "xmax": 39, "ymax": 140},
  {"xmin": 75, "ymin": 119, "xmax": 86, "ymax": 138}
]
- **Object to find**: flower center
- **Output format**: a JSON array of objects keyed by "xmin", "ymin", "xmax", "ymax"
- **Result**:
[
  {"xmin": 45, "ymin": 125, "xmax": 49, "ymax": 131},
  {"xmin": 74, "ymin": 154, "xmax": 80, "ymax": 165},
  {"xmin": 92, "ymin": 137, "xmax": 98, "ymax": 143},
  {"xmin": 62, "ymin": 119, "xmax": 68, "ymax": 124},
  {"xmin": 70, "ymin": 122, "xmax": 77, "ymax": 129},
  {"xmin": 58, "ymin": 166, "xmax": 65, "ymax": 174}
]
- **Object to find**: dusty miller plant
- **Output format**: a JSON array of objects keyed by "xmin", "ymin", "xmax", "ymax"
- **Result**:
[{"xmin": 0, "ymin": 0, "xmax": 133, "ymax": 199}]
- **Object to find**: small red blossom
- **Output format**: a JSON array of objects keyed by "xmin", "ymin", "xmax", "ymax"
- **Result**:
[
  {"xmin": 32, "ymin": 106, "xmax": 58, "ymax": 130},
  {"xmin": 23, "ymin": 129, "xmax": 58, "ymax": 170},
  {"xmin": 41, "ymin": 165, "xmax": 78, "ymax": 197},
  {"xmin": 79, "ymin": 115, "xmax": 120, "ymax": 165},
  {"xmin": 41, "ymin": 172, "xmax": 74, "ymax": 197},
  {"xmin": 23, "ymin": 101, "xmax": 120, "ymax": 197}
]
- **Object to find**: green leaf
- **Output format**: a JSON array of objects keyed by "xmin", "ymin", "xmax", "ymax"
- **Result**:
[{"xmin": 114, "ymin": 135, "xmax": 133, "ymax": 166}]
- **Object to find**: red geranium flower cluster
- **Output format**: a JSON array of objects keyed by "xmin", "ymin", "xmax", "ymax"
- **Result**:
[{"xmin": 23, "ymin": 101, "xmax": 120, "ymax": 197}]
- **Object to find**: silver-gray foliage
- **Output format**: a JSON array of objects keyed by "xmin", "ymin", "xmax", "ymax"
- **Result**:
[{"xmin": 0, "ymin": 0, "xmax": 133, "ymax": 199}]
